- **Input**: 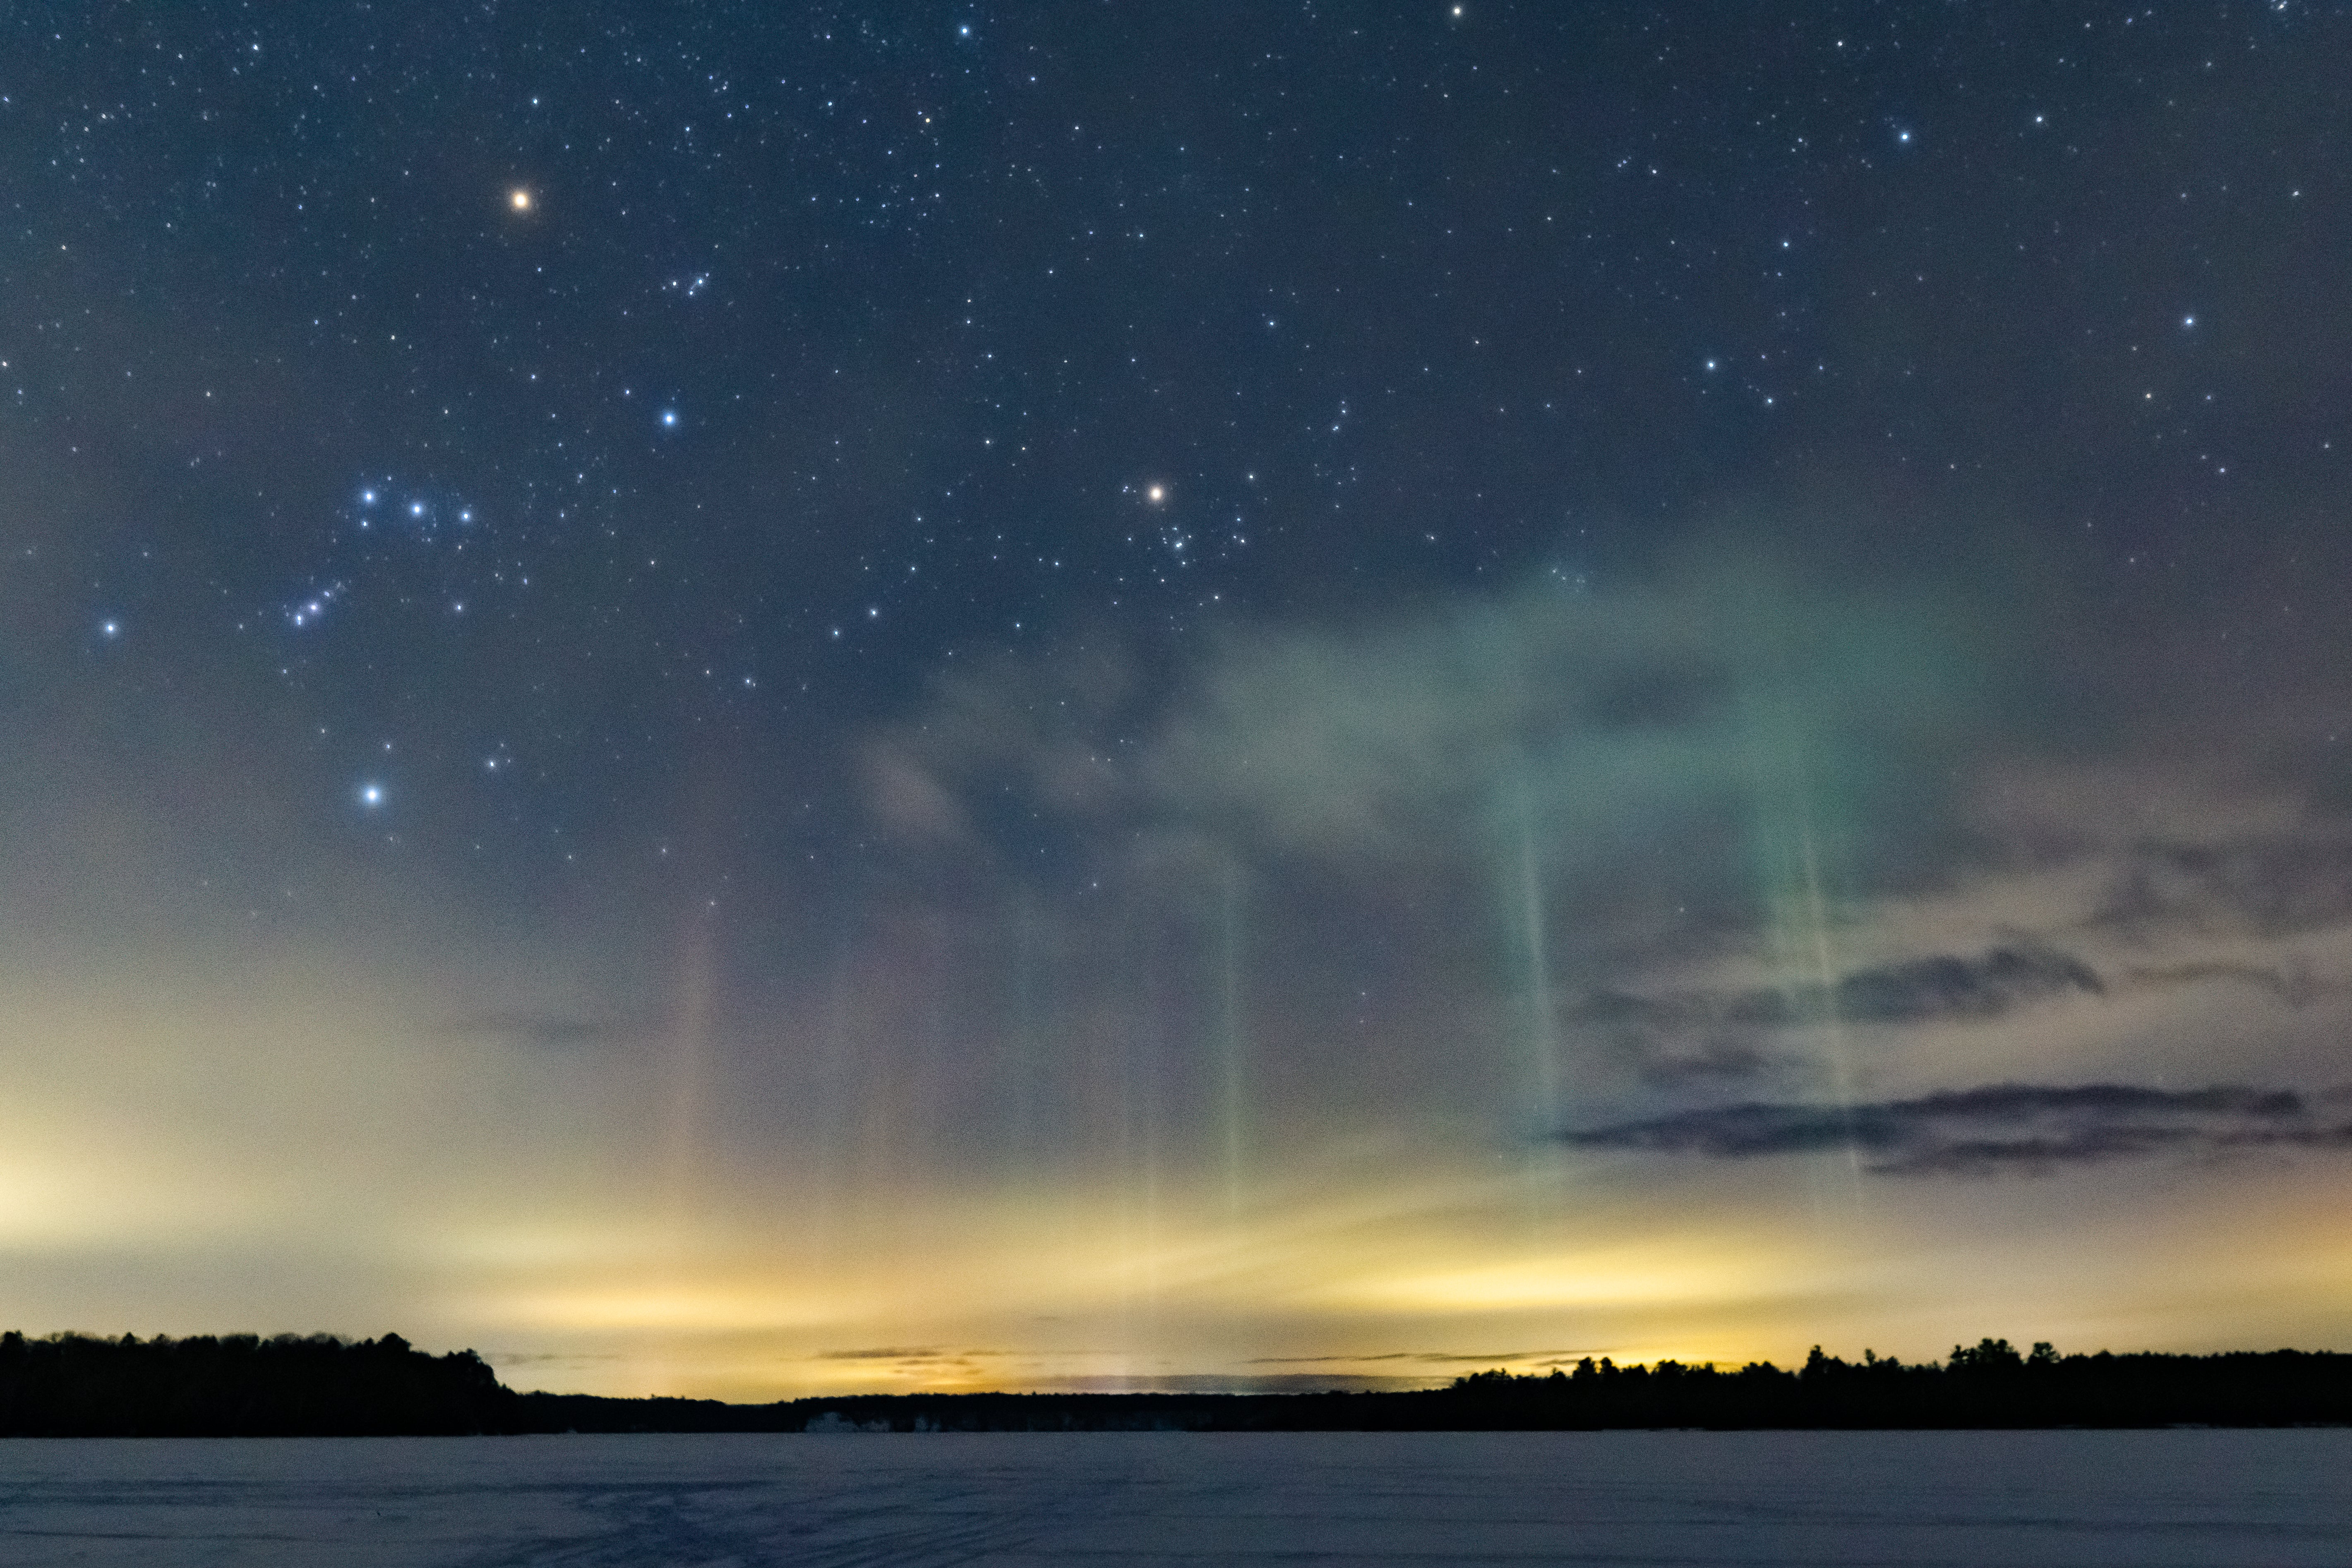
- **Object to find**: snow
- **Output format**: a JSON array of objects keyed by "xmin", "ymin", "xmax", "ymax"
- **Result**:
[{"xmin": 0, "ymin": 1428, "xmax": 2346, "ymax": 1565}]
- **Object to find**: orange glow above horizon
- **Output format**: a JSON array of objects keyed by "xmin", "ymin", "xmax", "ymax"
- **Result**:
[{"xmin": 5, "ymin": 912, "xmax": 2352, "ymax": 1401}]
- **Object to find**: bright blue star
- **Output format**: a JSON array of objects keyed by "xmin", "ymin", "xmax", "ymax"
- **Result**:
[
  {"xmin": 660, "ymin": 409, "xmax": 679, "ymax": 428},
  {"xmin": 100, "ymin": 620, "xmax": 120, "ymax": 638},
  {"xmin": 360, "ymin": 783, "xmax": 385, "ymax": 808}
]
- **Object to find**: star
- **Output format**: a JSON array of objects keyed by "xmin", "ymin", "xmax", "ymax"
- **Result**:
[
  {"xmin": 1146, "ymin": 484, "xmax": 1166, "ymax": 504},
  {"xmin": 661, "ymin": 409, "xmax": 679, "ymax": 428},
  {"xmin": 360, "ymin": 783, "xmax": 385, "ymax": 808},
  {"xmin": 509, "ymin": 188, "xmax": 533, "ymax": 213}
]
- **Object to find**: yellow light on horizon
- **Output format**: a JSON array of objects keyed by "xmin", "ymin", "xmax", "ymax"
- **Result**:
[
  {"xmin": 478, "ymin": 1284, "xmax": 864, "ymax": 1335},
  {"xmin": 1320, "ymin": 1244, "xmax": 1779, "ymax": 1316}
]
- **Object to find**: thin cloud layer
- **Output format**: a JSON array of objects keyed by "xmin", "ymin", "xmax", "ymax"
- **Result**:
[
  {"xmin": 2124, "ymin": 961, "xmax": 2322, "ymax": 1006},
  {"xmin": 1562, "ymin": 1083, "xmax": 2352, "ymax": 1175},
  {"xmin": 442, "ymin": 1012, "xmax": 651, "ymax": 1049},
  {"xmin": 1575, "ymin": 944, "xmax": 2114, "ymax": 1086},
  {"xmin": 1581, "ymin": 944, "xmax": 2105, "ymax": 1035},
  {"xmin": 867, "ymin": 550, "xmax": 2012, "ymax": 917},
  {"xmin": 2097, "ymin": 837, "xmax": 2352, "ymax": 939},
  {"xmin": 1146, "ymin": 557, "xmax": 1999, "ymax": 886},
  {"xmin": 847, "ymin": 547, "xmax": 2352, "ymax": 1156}
]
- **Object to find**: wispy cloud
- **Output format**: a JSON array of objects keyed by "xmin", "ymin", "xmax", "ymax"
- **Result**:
[
  {"xmin": 442, "ymin": 1011, "xmax": 649, "ymax": 1048},
  {"xmin": 863, "ymin": 553, "xmax": 2002, "ymax": 905},
  {"xmin": 2124, "ymin": 960, "xmax": 2322, "ymax": 1006},
  {"xmin": 2095, "ymin": 837, "xmax": 2352, "ymax": 939},
  {"xmin": 1561, "ymin": 1083, "xmax": 2352, "ymax": 1175},
  {"xmin": 1577, "ymin": 944, "xmax": 2107, "ymax": 1084},
  {"xmin": 1582, "ymin": 944, "xmax": 2104, "ymax": 1033}
]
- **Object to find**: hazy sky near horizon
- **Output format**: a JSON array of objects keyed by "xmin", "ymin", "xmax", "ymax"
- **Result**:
[{"xmin": 5, "ymin": 2, "xmax": 2352, "ymax": 1399}]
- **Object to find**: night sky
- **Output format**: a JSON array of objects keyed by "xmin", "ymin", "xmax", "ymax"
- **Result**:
[{"xmin": 7, "ymin": 2, "xmax": 2352, "ymax": 1399}]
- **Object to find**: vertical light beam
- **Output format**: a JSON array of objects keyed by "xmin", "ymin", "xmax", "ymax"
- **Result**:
[
  {"xmin": 1217, "ymin": 858, "xmax": 1248, "ymax": 1222},
  {"xmin": 1513, "ymin": 767, "xmax": 1561, "ymax": 1126}
]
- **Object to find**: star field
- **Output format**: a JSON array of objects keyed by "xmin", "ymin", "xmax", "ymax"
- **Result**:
[{"xmin": 11, "ymin": 5, "xmax": 2342, "ymax": 909}]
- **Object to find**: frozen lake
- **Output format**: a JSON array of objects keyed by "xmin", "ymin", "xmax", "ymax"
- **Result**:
[{"xmin": 1, "ymin": 1429, "xmax": 2345, "ymax": 1566}]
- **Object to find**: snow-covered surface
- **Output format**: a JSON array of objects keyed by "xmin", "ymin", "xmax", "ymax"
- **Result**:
[{"xmin": 1, "ymin": 1428, "xmax": 2346, "ymax": 1565}]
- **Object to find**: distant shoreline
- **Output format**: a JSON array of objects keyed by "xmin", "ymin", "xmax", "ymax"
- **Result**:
[{"xmin": 7, "ymin": 1332, "xmax": 2352, "ymax": 1436}]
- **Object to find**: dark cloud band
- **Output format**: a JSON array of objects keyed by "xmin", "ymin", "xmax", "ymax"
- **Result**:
[
  {"xmin": 1580, "ymin": 944, "xmax": 2105, "ymax": 1040},
  {"xmin": 1561, "ymin": 1083, "xmax": 2352, "ymax": 1175}
]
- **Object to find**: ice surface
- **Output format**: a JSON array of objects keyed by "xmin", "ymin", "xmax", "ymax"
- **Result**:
[{"xmin": 0, "ymin": 1428, "xmax": 2346, "ymax": 1566}]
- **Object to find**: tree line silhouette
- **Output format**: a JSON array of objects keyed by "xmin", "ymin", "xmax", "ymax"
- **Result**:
[
  {"xmin": 1425, "ymin": 1339, "xmax": 2352, "ymax": 1430},
  {"xmin": 0, "ymin": 1332, "xmax": 509, "ymax": 1437},
  {"xmin": 5, "ymin": 1332, "xmax": 2349, "ymax": 1435}
]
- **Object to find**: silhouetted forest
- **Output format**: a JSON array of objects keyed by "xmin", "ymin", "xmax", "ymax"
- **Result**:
[
  {"xmin": 0, "ymin": 1332, "xmax": 510, "ymax": 1436},
  {"xmin": 6, "ymin": 1333, "xmax": 2350, "ymax": 1436}
]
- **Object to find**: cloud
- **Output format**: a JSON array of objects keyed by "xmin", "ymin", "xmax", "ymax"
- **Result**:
[
  {"xmin": 861, "ymin": 550, "xmax": 2017, "ymax": 951},
  {"xmin": 1560, "ymin": 1083, "xmax": 2352, "ymax": 1175},
  {"xmin": 1834, "ymin": 946, "xmax": 2106, "ymax": 1023},
  {"xmin": 1585, "ymin": 943, "xmax": 2103, "ymax": 1033},
  {"xmin": 442, "ymin": 1011, "xmax": 648, "ymax": 1048},
  {"xmin": 1140, "ymin": 556, "xmax": 1994, "ymax": 883},
  {"xmin": 2096, "ymin": 837, "xmax": 2352, "ymax": 939},
  {"xmin": 859, "ymin": 644, "xmax": 1141, "ymax": 850},
  {"xmin": 1623, "ymin": 1038, "xmax": 1781, "ymax": 1086},
  {"xmin": 1577, "ymin": 944, "xmax": 2108, "ymax": 1084},
  {"xmin": 843, "ymin": 543, "xmax": 2352, "ymax": 1172},
  {"xmin": 2125, "ymin": 960, "xmax": 2323, "ymax": 1006}
]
